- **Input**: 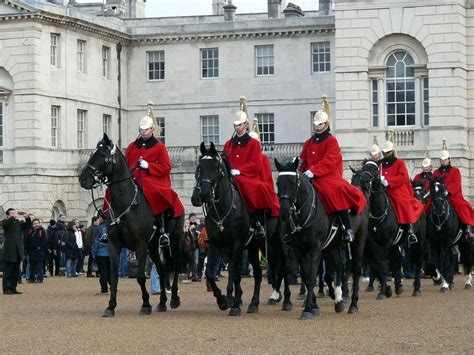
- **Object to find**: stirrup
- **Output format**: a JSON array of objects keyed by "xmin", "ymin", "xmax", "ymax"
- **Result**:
[
  {"xmin": 159, "ymin": 233, "xmax": 170, "ymax": 248},
  {"xmin": 254, "ymin": 222, "xmax": 266, "ymax": 239},
  {"xmin": 408, "ymin": 233, "xmax": 418, "ymax": 245},
  {"xmin": 342, "ymin": 229, "xmax": 354, "ymax": 243}
]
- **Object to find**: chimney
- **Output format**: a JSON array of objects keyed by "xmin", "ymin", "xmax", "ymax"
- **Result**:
[
  {"xmin": 319, "ymin": 0, "xmax": 331, "ymax": 16},
  {"xmin": 223, "ymin": 0, "xmax": 236, "ymax": 21},
  {"xmin": 268, "ymin": 0, "xmax": 284, "ymax": 19},
  {"xmin": 212, "ymin": 0, "xmax": 225, "ymax": 15},
  {"xmin": 283, "ymin": 2, "xmax": 304, "ymax": 17},
  {"xmin": 125, "ymin": 0, "xmax": 145, "ymax": 18}
]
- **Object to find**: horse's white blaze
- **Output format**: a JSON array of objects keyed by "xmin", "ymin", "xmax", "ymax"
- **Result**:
[
  {"xmin": 465, "ymin": 273, "xmax": 472, "ymax": 286},
  {"xmin": 110, "ymin": 144, "xmax": 116, "ymax": 155},
  {"xmin": 270, "ymin": 289, "xmax": 280, "ymax": 300},
  {"xmin": 441, "ymin": 279, "xmax": 449, "ymax": 289},
  {"xmin": 335, "ymin": 286, "xmax": 343, "ymax": 303},
  {"xmin": 435, "ymin": 185, "xmax": 439, "ymax": 192},
  {"xmin": 434, "ymin": 269, "xmax": 441, "ymax": 281}
]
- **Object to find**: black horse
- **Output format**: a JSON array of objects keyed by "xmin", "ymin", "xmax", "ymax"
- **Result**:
[
  {"xmin": 79, "ymin": 134, "xmax": 183, "ymax": 316},
  {"xmin": 359, "ymin": 161, "xmax": 426, "ymax": 299},
  {"xmin": 275, "ymin": 158, "xmax": 368, "ymax": 319},
  {"xmin": 428, "ymin": 177, "xmax": 473, "ymax": 291},
  {"xmin": 191, "ymin": 142, "xmax": 280, "ymax": 316}
]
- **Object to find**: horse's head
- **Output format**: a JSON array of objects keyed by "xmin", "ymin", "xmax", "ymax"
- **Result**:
[
  {"xmin": 430, "ymin": 177, "xmax": 449, "ymax": 217},
  {"xmin": 412, "ymin": 180, "xmax": 427, "ymax": 203},
  {"xmin": 359, "ymin": 161, "xmax": 382, "ymax": 195},
  {"xmin": 79, "ymin": 133, "xmax": 119, "ymax": 189},
  {"xmin": 275, "ymin": 157, "xmax": 305, "ymax": 220},
  {"xmin": 350, "ymin": 165, "xmax": 363, "ymax": 189},
  {"xmin": 192, "ymin": 142, "xmax": 227, "ymax": 206}
]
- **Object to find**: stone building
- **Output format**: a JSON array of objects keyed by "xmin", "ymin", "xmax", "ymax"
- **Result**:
[{"xmin": 0, "ymin": 0, "xmax": 472, "ymax": 223}]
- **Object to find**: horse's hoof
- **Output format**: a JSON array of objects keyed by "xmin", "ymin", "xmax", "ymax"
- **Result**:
[
  {"xmin": 412, "ymin": 289, "xmax": 421, "ymax": 297},
  {"xmin": 376, "ymin": 293, "xmax": 386, "ymax": 301},
  {"xmin": 300, "ymin": 311, "xmax": 313, "ymax": 320},
  {"xmin": 267, "ymin": 298, "xmax": 278, "ymax": 305},
  {"xmin": 449, "ymin": 283, "xmax": 455, "ymax": 290},
  {"xmin": 365, "ymin": 285, "xmax": 374, "ymax": 292},
  {"xmin": 247, "ymin": 304, "xmax": 259, "ymax": 314},
  {"xmin": 157, "ymin": 304, "xmax": 167, "ymax": 312},
  {"xmin": 440, "ymin": 287, "xmax": 449, "ymax": 293},
  {"xmin": 348, "ymin": 305, "xmax": 358, "ymax": 314},
  {"xmin": 170, "ymin": 297, "xmax": 181, "ymax": 309},
  {"xmin": 385, "ymin": 286, "xmax": 393, "ymax": 298},
  {"xmin": 228, "ymin": 307, "xmax": 241, "ymax": 316},
  {"xmin": 464, "ymin": 284, "xmax": 472, "ymax": 290},
  {"xmin": 282, "ymin": 302, "xmax": 293, "ymax": 312},
  {"xmin": 102, "ymin": 309, "xmax": 115, "ymax": 317},
  {"xmin": 395, "ymin": 285, "xmax": 404, "ymax": 296},
  {"xmin": 311, "ymin": 307, "xmax": 320, "ymax": 316},
  {"xmin": 297, "ymin": 293, "xmax": 306, "ymax": 300},
  {"xmin": 139, "ymin": 307, "xmax": 152, "ymax": 315},
  {"xmin": 218, "ymin": 295, "xmax": 229, "ymax": 311},
  {"xmin": 335, "ymin": 301, "xmax": 345, "ymax": 313}
]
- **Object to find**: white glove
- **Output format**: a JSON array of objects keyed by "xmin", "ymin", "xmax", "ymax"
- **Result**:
[
  {"xmin": 303, "ymin": 170, "xmax": 314, "ymax": 179},
  {"xmin": 380, "ymin": 175, "xmax": 389, "ymax": 187},
  {"xmin": 139, "ymin": 159, "xmax": 149, "ymax": 169},
  {"xmin": 230, "ymin": 169, "xmax": 241, "ymax": 176}
]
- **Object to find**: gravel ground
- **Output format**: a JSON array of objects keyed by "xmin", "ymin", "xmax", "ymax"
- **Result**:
[{"xmin": 0, "ymin": 273, "xmax": 472, "ymax": 353}]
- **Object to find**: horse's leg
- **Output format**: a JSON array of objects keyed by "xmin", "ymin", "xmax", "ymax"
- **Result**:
[
  {"xmin": 148, "ymin": 242, "xmax": 168, "ymax": 312},
  {"xmin": 228, "ymin": 246, "xmax": 244, "ymax": 316},
  {"xmin": 331, "ymin": 249, "xmax": 345, "ymax": 313},
  {"xmin": 458, "ymin": 239, "xmax": 473, "ymax": 289},
  {"xmin": 411, "ymin": 242, "xmax": 422, "ymax": 297},
  {"xmin": 266, "ymin": 239, "xmax": 282, "ymax": 305},
  {"xmin": 226, "ymin": 260, "xmax": 234, "ymax": 306},
  {"xmin": 104, "ymin": 241, "xmax": 120, "ymax": 317},
  {"xmin": 205, "ymin": 245, "xmax": 228, "ymax": 311},
  {"xmin": 136, "ymin": 244, "xmax": 152, "ymax": 315},
  {"xmin": 247, "ymin": 244, "xmax": 262, "ymax": 313},
  {"xmin": 392, "ymin": 247, "xmax": 404, "ymax": 296},
  {"xmin": 348, "ymin": 241, "xmax": 362, "ymax": 314},
  {"xmin": 439, "ymin": 246, "xmax": 450, "ymax": 292},
  {"xmin": 296, "ymin": 248, "xmax": 319, "ymax": 320},
  {"xmin": 169, "ymin": 217, "xmax": 182, "ymax": 309}
]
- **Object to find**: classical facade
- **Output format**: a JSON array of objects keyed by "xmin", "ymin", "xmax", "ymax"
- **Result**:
[{"xmin": 0, "ymin": 0, "xmax": 472, "ymax": 222}]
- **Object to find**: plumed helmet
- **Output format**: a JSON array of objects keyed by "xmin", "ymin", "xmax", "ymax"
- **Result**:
[
  {"xmin": 440, "ymin": 138, "xmax": 450, "ymax": 160},
  {"xmin": 382, "ymin": 131, "xmax": 395, "ymax": 153},
  {"xmin": 422, "ymin": 157, "xmax": 432, "ymax": 168},
  {"xmin": 370, "ymin": 136, "xmax": 381, "ymax": 157},
  {"xmin": 139, "ymin": 115, "xmax": 154, "ymax": 130},
  {"xmin": 313, "ymin": 95, "xmax": 331, "ymax": 127},
  {"xmin": 233, "ymin": 96, "xmax": 249, "ymax": 125},
  {"xmin": 249, "ymin": 131, "xmax": 260, "ymax": 141}
]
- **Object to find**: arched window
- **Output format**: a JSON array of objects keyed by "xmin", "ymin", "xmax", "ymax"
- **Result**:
[{"xmin": 386, "ymin": 51, "xmax": 415, "ymax": 126}]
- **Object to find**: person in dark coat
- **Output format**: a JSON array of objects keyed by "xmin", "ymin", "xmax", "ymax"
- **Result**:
[
  {"xmin": 24, "ymin": 218, "xmax": 48, "ymax": 283},
  {"xmin": 46, "ymin": 219, "xmax": 59, "ymax": 276},
  {"xmin": 92, "ymin": 215, "xmax": 110, "ymax": 294},
  {"xmin": 63, "ymin": 221, "xmax": 79, "ymax": 278},
  {"xmin": 1, "ymin": 208, "xmax": 31, "ymax": 295},
  {"xmin": 55, "ymin": 214, "xmax": 67, "ymax": 276}
]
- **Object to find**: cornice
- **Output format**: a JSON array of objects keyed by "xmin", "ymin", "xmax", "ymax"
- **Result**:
[
  {"xmin": 0, "ymin": 12, "xmax": 131, "ymax": 42},
  {"xmin": 131, "ymin": 27, "xmax": 335, "ymax": 45}
]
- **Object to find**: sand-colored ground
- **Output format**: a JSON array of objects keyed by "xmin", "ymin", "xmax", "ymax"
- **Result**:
[{"xmin": 0, "ymin": 274, "xmax": 472, "ymax": 353}]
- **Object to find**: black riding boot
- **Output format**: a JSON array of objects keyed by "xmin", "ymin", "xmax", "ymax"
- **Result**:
[
  {"xmin": 338, "ymin": 210, "xmax": 354, "ymax": 243},
  {"xmin": 154, "ymin": 214, "xmax": 170, "ymax": 248},
  {"xmin": 403, "ymin": 224, "xmax": 417, "ymax": 245},
  {"xmin": 250, "ymin": 211, "xmax": 266, "ymax": 239}
]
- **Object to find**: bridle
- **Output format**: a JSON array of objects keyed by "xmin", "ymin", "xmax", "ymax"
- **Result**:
[
  {"xmin": 278, "ymin": 171, "xmax": 316, "ymax": 234},
  {"xmin": 360, "ymin": 162, "xmax": 389, "ymax": 222},
  {"xmin": 430, "ymin": 181, "xmax": 450, "ymax": 231},
  {"xmin": 84, "ymin": 143, "xmax": 139, "ymax": 225},
  {"xmin": 196, "ymin": 154, "xmax": 236, "ymax": 231}
]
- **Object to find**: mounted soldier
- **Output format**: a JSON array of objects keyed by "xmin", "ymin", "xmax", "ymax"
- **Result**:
[
  {"xmin": 432, "ymin": 139, "xmax": 474, "ymax": 240},
  {"xmin": 124, "ymin": 102, "xmax": 185, "ymax": 241},
  {"xmin": 222, "ymin": 97, "xmax": 280, "ymax": 238},
  {"xmin": 413, "ymin": 152, "xmax": 433, "ymax": 215},
  {"xmin": 299, "ymin": 95, "xmax": 366, "ymax": 243},
  {"xmin": 379, "ymin": 132, "xmax": 424, "ymax": 243}
]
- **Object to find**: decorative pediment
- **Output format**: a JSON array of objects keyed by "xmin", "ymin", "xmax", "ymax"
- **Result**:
[{"xmin": 0, "ymin": 0, "xmax": 35, "ymax": 15}]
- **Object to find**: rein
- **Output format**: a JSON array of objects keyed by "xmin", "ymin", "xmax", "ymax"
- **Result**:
[
  {"xmin": 430, "ymin": 198, "xmax": 450, "ymax": 231},
  {"xmin": 361, "ymin": 169, "xmax": 389, "ymax": 224},
  {"xmin": 278, "ymin": 171, "xmax": 317, "ymax": 234}
]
